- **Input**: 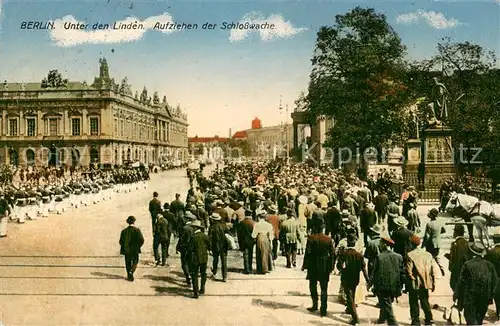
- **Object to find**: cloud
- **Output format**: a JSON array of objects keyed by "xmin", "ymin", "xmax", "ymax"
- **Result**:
[
  {"xmin": 229, "ymin": 12, "xmax": 307, "ymax": 42},
  {"xmin": 396, "ymin": 10, "xmax": 461, "ymax": 29},
  {"xmin": 49, "ymin": 13, "xmax": 176, "ymax": 47}
]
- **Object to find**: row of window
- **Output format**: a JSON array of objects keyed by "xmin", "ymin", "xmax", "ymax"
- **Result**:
[
  {"xmin": 4, "ymin": 117, "xmax": 99, "ymax": 137},
  {"xmin": 113, "ymin": 118, "xmax": 172, "ymax": 142}
]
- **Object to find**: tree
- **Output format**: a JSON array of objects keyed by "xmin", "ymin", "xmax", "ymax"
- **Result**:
[
  {"xmin": 41, "ymin": 70, "xmax": 68, "ymax": 88},
  {"xmin": 306, "ymin": 7, "xmax": 414, "ymax": 165}
]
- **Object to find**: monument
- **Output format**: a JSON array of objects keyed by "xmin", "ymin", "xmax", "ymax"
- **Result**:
[{"xmin": 420, "ymin": 78, "xmax": 458, "ymax": 185}]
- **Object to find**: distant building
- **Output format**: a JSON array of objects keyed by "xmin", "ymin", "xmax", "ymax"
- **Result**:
[
  {"xmin": 0, "ymin": 58, "xmax": 188, "ymax": 167},
  {"xmin": 244, "ymin": 117, "xmax": 293, "ymax": 158},
  {"xmin": 231, "ymin": 130, "xmax": 247, "ymax": 140},
  {"xmin": 188, "ymin": 135, "xmax": 228, "ymax": 161}
]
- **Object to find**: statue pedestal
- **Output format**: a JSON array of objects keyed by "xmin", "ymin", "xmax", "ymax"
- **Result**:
[
  {"xmin": 403, "ymin": 139, "xmax": 421, "ymax": 174},
  {"xmin": 422, "ymin": 125, "xmax": 457, "ymax": 185}
]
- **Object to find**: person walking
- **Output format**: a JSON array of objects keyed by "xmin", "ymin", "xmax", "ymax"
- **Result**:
[
  {"xmin": 0, "ymin": 190, "xmax": 12, "ymax": 238},
  {"xmin": 119, "ymin": 216, "xmax": 145, "ymax": 281},
  {"xmin": 252, "ymin": 209, "xmax": 274, "ymax": 274},
  {"xmin": 454, "ymin": 242, "xmax": 498, "ymax": 325},
  {"xmin": 485, "ymin": 233, "xmax": 500, "ymax": 321},
  {"xmin": 280, "ymin": 209, "xmax": 302, "ymax": 268},
  {"xmin": 149, "ymin": 192, "xmax": 162, "ymax": 236},
  {"xmin": 153, "ymin": 213, "xmax": 170, "ymax": 266},
  {"xmin": 360, "ymin": 202, "xmax": 377, "ymax": 246},
  {"xmin": 364, "ymin": 224, "xmax": 383, "ymax": 279},
  {"xmin": 370, "ymin": 237, "xmax": 404, "ymax": 325},
  {"xmin": 336, "ymin": 232, "xmax": 369, "ymax": 325},
  {"xmin": 422, "ymin": 208, "xmax": 446, "ymax": 276},
  {"xmin": 189, "ymin": 220, "xmax": 210, "ymax": 299},
  {"xmin": 302, "ymin": 221, "xmax": 335, "ymax": 317},
  {"xmin": 176, "ymin": 211, "xmax": 197, "ymax": 286},
  {"xmin": 237, "ymin": 209, "xmax": 255, "ymax": 274},
  {"xmin": 208, "ymin": 212, "xmax": 229, "ymax": 282},
  {"xmin": 446, "ymin": 224, "xmax": 471, "ymax": 294},
  {"xmin": 405, "ymin": 235, "xmax": 436, "ymax": 326}
]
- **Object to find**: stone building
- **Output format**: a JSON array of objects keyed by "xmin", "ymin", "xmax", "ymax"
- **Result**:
[
  {"xmin": 0, "ymin": 58, "xmax": 188, "ymax": 167},
  {"xmin": 245, "ymin": 118, "xmax": 293, "ymax": 158}
]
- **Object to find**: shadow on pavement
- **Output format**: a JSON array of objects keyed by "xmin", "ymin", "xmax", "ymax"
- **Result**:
[
  {"xmin": 151, "ymin": 285, "xmax": 192, "ymax": 298},
  {"xmin": 143, "ymin": 274, "xmax": 187, "ymax": 287},
  {"xmin": 91, "ymin": 271, "xmax": 127, "ymax": 280},
  {"xmin": 252, "ymin": 298, "xmax": 300, "ymax": 310}
]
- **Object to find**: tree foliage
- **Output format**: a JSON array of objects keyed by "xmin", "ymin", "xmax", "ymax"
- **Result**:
[{"xmin": 306, "ymin": 7, "xmax": 415, "ymax": 154}]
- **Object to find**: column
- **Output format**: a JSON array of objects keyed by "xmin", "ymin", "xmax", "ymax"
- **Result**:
[
  {"xmin": 82, "ymin": 109, "xmax": 88, "ymax": 135},
  {"xmin": 293, "ymin": 122, "xmax": 298, "ymax": 150},
  {"xmin": 64, "ymin": 109, "xmax": 69, "ymax": 135},
  {"xmin": 19, "ymin": 110, "xmax": 24, "ymax": 135}
]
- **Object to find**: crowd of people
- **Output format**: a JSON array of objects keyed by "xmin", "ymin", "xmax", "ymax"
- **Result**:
[{"xmin": 0, "ymin": 164, "xmax": 150, "ymax": 238}]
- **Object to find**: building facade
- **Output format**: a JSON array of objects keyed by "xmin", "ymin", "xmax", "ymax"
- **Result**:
[
  {"xmin": 245, "ymin": 118, "xmax": 293, "ymax": 158},
  {"xmin": 188, "ymin": 136, "xmax": 228, "ymax": 161},
  {"xmin": 0, "ymin": 58, "xmax": 188, "ymax": 167}
]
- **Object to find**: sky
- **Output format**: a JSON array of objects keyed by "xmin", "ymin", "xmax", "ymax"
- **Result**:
[{"xmin": 0, "ymin": 0, "xmax": 499, "ymax": 137}]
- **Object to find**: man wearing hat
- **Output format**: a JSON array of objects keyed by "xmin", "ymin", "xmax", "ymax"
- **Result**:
[
  {"xmin": 485, "ymin": 233, "xmax": 500, "ymax": 320},
  {"xmin": 391, "ymin": 216, "xmax": 413, "ymax": 259},
  {"xmin": 325, "ymin": 199, "xmax": 342, "ymax": 247},
  {"xmin": 336, "ymin": 232, "xmax": 369, "ymax": 325},
  {"xmin": 422, "ymin": 208, "xmax": 446, "ymax": 276},
  {"xmin": 370, "ymin": 237, "xmax": 404, "ymax": 325},
  {"xmin": 302, "ymin": 220, "xmax": 335, "ymax": 317},
  {"xmin": 446, "ymin": 224, "xmax": 472, "ymax": 294},
  {"xmin": 406, "ymin": 235, "xmax": 436, "ymax": 326},
  {"xmin": 280, "ymin": 209, "xmax": 302, "ymax": 268},
  {"xmin": 153, "ymin": 213, "xmax": 170, "ymax": 267},
  {"xmin": 189, "ymin": 220, "xmax": 210, "ymax": 299},
  {"xmin": 360, "ymin": 202, "xmax": 377, "ymax": 246},
  {"xmin": 119, "ymin": 216, "xmax": 145, "ymax": 281},
  {"xmin": 209, "ymin": 212, "xmax": 229, "ymax": 281},
  {"xmin": 237, "ymin": 208, "xmax": 255, "ymax": 274},
  {"xmin": 364, "ymin": 225, "xmax": 383, "ymax": 278},
  {"xmin": 373, "ymin": 190, "xmax": 389, "ymax": 225},
  {"xmin": 149, "ymin": 191, "xmax": 162, "ymax": 236},
  {"xmin": 454, "ymin": 242, "xmax": 498, "ymax": 325},
  {"xmin": 176, "ymin": 211, "xmax": 197, "ymax": 286}
]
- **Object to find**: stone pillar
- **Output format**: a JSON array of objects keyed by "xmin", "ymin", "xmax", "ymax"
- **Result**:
[
  {"xmin": 82, "ymin": 109, "xmax": 88, "ymax": 135},
  {"xmin": 19, "ymin": 111, "xmax": 24, "ymax": 136}
]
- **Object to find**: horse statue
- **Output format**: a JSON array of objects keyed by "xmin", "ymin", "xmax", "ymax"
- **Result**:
[{"xmin": 445, "ymin": 191, "xmax": 500, "ymax": 248}]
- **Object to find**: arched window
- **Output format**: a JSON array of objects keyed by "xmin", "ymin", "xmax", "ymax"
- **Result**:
[
  {"xmin": 127, "ymin": 148, "xmax": 131, "ymax": 161},
  {"xmin": 135, "ymin": 149, "xmax": 138, "ymax": 160},
  {"xmin": 26, "ymin": 149, "xmax": 35, "ymax": 166},
  {"xmin": 59, "ymin": 148, "xmax": 66, "ymax": 165},
  {"xmin": 114, "ymin": 149, "xmax": 118, "ymax": 164}
]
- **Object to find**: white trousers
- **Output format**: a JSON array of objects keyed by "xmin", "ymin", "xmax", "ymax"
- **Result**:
[{"xmin": 0, "ymin": 215, "xmax": 7, "ymax": 236}]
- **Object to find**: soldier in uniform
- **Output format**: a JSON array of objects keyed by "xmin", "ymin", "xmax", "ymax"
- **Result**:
[{"xmin": 302, "ymin": 220, "xmax": 335, "ymax": 317}]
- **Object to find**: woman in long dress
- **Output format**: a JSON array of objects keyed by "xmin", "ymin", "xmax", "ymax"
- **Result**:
[{"xmin": 252, "ymin": 210, "xmax": 274, "ymax": 274}]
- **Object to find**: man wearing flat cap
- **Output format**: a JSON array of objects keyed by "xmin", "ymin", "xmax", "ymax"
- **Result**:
[
  {"xmin": 454, "ymin": 242, "xmax": 498, "ymax": 325},
  {"xmin": 119, "ymin": 216, "xmax": 144, "ymax": 281},
  {"xmin": 405, "ymin": 235, "xmax": 436, "ymax": 325},
  {"xmin": 370, "ymin": 237, "xmax": 404, "ymax": 325},
  {"xmin": 485, "ymin": 233, "xmax": 500, "ymax": 320}
]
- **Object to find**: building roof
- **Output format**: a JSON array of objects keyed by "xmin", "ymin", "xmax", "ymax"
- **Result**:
[
  {"xmin": 2, "ymin": 82, "xmax": 89, "ymax": 91},
  {"xmin": 232, "ymin": 130, "xmax": 247, "ymax": 139},
  {"xmin": 188, "ymin": 136, "xmax": 229, "ymax": 143}
]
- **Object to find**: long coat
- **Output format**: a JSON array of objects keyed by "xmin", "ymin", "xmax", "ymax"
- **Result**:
[
  {"xmin": 454, "ymin": 257, "xmax": 498, "ymax": 307},
  {"xmin": 190, "ymin": 230, "xmax": 210, "ymax": 267},
  {"xmin": 119, "ymin": 226, "xmax": 145, "ymax": 255},
  {"xmin": 371, "ymin": 250, "xmax": 404, "ymax": 297},
  {"xmin": 280, "ymin": 217, "xmax": 301, "ymax": 244},
  {"xmin": 360, "ymin": 207, "xmax": 377, "ymax": 233},
  {"xmin": 484, "ymin": 245, "xmax": 500, "ymax": 296},
  {"xmin": 237, "ymin": 218, "xmax": 255, "ymax": 250},
  {"xmin": 302, "ymin": 233, "xmax": 335, "ymax": 281},
  {"xmin": 448, "ymin": 236, "xmax": 472, "ymax": 291}
]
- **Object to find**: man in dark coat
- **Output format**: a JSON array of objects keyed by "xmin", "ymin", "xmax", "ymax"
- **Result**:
[
  {"xmin": 119, "ymin": 216, "xmax": 145, "ymax": 281},
  {"xmin": 364, "ymin": 225, "xmax": 383, "ymax": 278},
  {"xmin": 189, "ymin": 220, "xmax": 210, "ymax": 299},
  {"xmin": 446, "ymin": 224, "xmax": 471, "ymax": 293},
  {"xmin": 302, "ymin": 221, "xmax": 335, "ymax": 317},
  {"xmin": 176, "ymin": 211, "xmax": 197, "ymax": 285},
  {"xmin": 337, "ymin": 233, "xmax": 369, "ymax": 325},
  {"xmin": 170, "ymin": 193, "xmax": 186, "ymax": 223},
  {"xmin": 360, "ymin": 202, "xmax": 377, "ymax": 246},
  {"xmin": 484, "ymin": 234, "xmax": 500, "ymax": 321},
  {"xmin": 454, "ymin": 242, "xmax": 498, "ymax": 325},
  {"xmin": 148, "ymin": 192, "xmax": 162, "ymax": 236},
  {"xmin": 153, "ymin": 213, "xmax": 170, "ymax": 266},
  {"xmin": 209, "ymin": 212, "xmax": 229, "ymax": 282},
  {"xmin": 237, "ymin": 209, "xmax": 255, "ymax": 274},
  {"xmin": 325, "ymin": 199, "xmax": 342, "ymax": 246},
  {"xmin": 373, "ymin": 190, "xmax": 389, "ymax": 224},
  {"xmin": 391, "ymin": 216, "xmax": 413, "ymax": 260},
  {"xmin": 370, "ymin": 237, "xmax": 404, "ymax": 325}
]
